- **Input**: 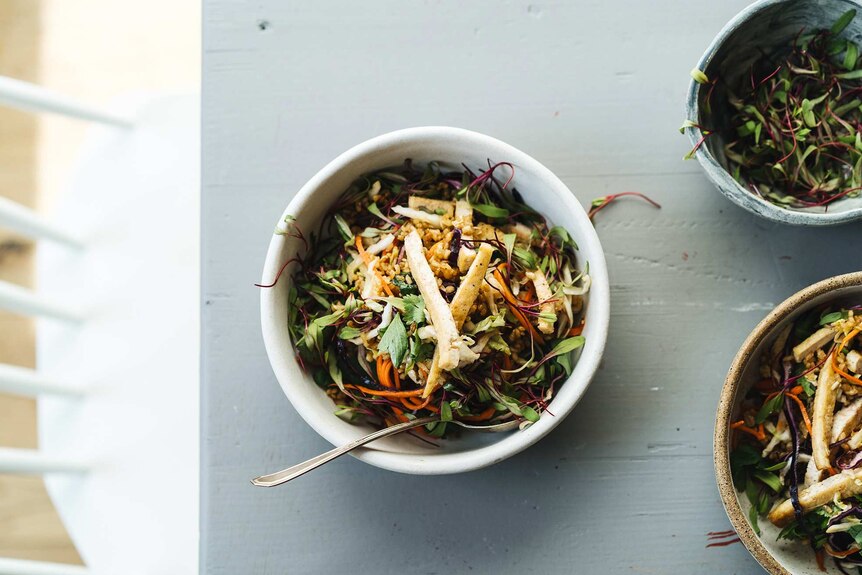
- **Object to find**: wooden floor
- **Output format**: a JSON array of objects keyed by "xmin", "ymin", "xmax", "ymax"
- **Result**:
[{"xmin": 0, "ymin": 0, "xmax": 83, "ymax": 565}]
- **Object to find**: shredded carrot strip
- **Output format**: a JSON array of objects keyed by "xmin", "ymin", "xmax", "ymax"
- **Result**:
[
  {"xmin": 355, "ymin": 236, "xmax": 395, "ymax": 297},
  {"xmin": 731, "ymin": 420, "xmax": 766, "ymax": 441},
  {"xmin": 834, "ymin": 328, "xmax": 862, "ymax": 386},
  {"xmin": 460, "ymin": 406, "xmax": 497, "ymax": 421},
  {"xmin": 816, "ymin": 548, "xmax": 826, "ymax": 572},
  {"xmin": 401, "ymin": 395, "xmax": 436, "ymax": 412},
  {"xmin": 786, "ymin": 393, "xmax": 813, "ymax": 435},
  {"xmin": 493, "ymin": 266, "xmax": 545, "ymax": 344},
  {"xmin": 376, "ymin": 356, "xmax": 393, "ymax": 389},
  {"xmin": 826, "ymin": 545, "xmax": 860, "ymax": 558},
  {"xmin": 390, "ymin": 406, "xmax": 409, "ymax": 423},
  {"xmin": 346, "ymin": 384, "xmax": 422, "ymax": 398},
  {"xmin": 392, "ymin": 363, "xmax": 401, "ymax": 391},
  {"xmin": 568, "ymin": 322, "xmax": 584, "ymax": 337},
  {"xmin": 790, "ymin": 385, "xmax": 804, "ymax": 396}
]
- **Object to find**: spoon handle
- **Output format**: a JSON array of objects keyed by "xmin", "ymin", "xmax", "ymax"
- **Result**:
[{"xmin": 251, "ymin": 416, "xmax": 438, "ymax": 487}]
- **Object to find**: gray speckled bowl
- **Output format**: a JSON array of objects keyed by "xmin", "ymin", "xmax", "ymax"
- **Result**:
[
  {"xmin": 685, "ymin": 0, "xmax": 862, "ymax": 226},
  {"xmin": 716, "ymin": 272, "xmax": 862, "ymax": 574}
]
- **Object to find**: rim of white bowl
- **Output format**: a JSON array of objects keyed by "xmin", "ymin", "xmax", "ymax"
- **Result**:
[
  {"xmin": 260, "ymin": 126, "xmax": 610, "ymax": 475},
  {"xmin": 684, "ymin": 0, "xmax": 862, "ymax": 226}
]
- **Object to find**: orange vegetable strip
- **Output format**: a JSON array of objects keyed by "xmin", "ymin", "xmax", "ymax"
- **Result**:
[
  {"xmin": 730, "ymin": 420, "xmax": 766, "ymax": 441},
  {"xmin": 376, "ymin": 356, "xmax": 393, "ymax": 389},
  {"xmin": 346, "ymin": 384, "xmax": 422, "ymax": 398},
  {"xmin": 826, "ymin": 545, "xmax": 860, "ymax": 559},
  {"xmin": 355, "ymin": 235, "xmax": 394, "ymax": 297},
  {"xmin": 568, "ymin": 323, "xmax": 584, "ymax": 337},
  {"xmin": 492, "ymin": 266, "xmax": 545, "ymax": 344},
  {"xmin": 786, "ymin": 393, "xmax": 813, "ymax": 435},
  {"xmin": 834, "ymin": 328, "xmax": 862, "ymax": 386},
  {"xmin": 460, "ymin": 406, "xmax": 497, "ymax": 422}
]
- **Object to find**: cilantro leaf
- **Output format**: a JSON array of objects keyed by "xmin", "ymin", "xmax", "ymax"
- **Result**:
[
  {"xmin": 402, "ymin": 295, "xmax": 426, "ymax": 325},
  {"xmin": 378, "ymin": 313, "xmax": 408, "ymax": 366}
]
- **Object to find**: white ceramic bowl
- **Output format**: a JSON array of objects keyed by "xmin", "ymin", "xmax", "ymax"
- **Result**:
[{"xmin": 260, "ymin": 126, "xmax": 610, "ymax": 474}]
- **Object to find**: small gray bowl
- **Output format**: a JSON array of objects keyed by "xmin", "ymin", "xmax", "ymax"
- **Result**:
[{"xmin": 685, "ymin": 0, "xmax": 862, "ymax": 226}]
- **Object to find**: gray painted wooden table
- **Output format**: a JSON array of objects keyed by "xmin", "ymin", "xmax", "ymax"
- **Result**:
[{"xmin": 201, "ymin": 1, "xmax": 861, "ymax": 573}]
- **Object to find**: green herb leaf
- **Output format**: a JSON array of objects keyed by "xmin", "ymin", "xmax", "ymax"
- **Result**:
[
  {"xmin": 848, "ymin": 524, "xmax": 862, "ymax": 547},
  {"xmin": 543, "ymin": 336, "xmax": 586, "ymax": 362},
  {"xmin": 392, "ymin": 276, "xmax": 419, "ymax": 296},
  {"xmin": 512, "ymin": 245, "xmax": 538, "ymax": 269},
  {"xmin": 368, "ymin": 203, "xmax": 395, "ymax": 224},
  {"xmin": 312, "ymin": 309, "xmax": 344, "ymax": 329},
  {"xmin": 753, "ymin": 470, "xmax": 782, "ymax": 493},
  {"xmin": 832, "ymin": 9, "xmax": 857, "ymax": 35},
  {"xmin": 471, "ymin": 203, "xmax": 510, "ymax": 219},
  {"xmin": 800, "ymin": 376, "xmax": 816, "ymax": 397},
  {"xmin": 845, "ymin": 41, "xmax": 859, "ymax": 70},
  {"xmin": 820, "ymin": 310, "xmax": 848, "ymax": 325},
  {"xmin": 502, "ymin": 233, "xmax": 517, "ymax": 259},
  {"xmin": 755, "ymin": 392, "xmax": 785, "ymax": 424},
  {"xmin": 402, "ymin": 294, "xmax": 426, "ymax": 325},
  {"xmin": 337, "ymin": 325, "xmax": 361, "ymax": 340},
  {"xmin": 333, "ymin": 214, "xmax": 353, "ymax": 242},
  {"xmin": 749, "ymin": 503, "xmax": 761, "ymax": 536},
  {"xmin": 378, "ymin": 313, "xmax": 408, "ymax": 367},
  {"xmin": 836, "ymin": 69, "xmax": 862, "ymax": 80},
  {"xmin": 440, "ymin": 400, "xmax": 453, "ymax": 422},
  {"xmin": 761, "ymin": 460, "xmax": 787, "ymax": 472},
  {"xmin": 522, "ymin": 405, "xmax": 541, "ymax": 423}
]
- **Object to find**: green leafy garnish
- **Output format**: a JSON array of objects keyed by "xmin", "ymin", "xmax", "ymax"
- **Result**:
[{"xmin": 378, "ymin": 313, "xmax": 408, "ymax": 366}]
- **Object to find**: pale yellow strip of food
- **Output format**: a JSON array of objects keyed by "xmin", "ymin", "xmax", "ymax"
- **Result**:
[
  {"xmin": 423, "ymin": 243, "xmax": 495, "ymax": 397},
  {"xmin": 527, "ymin": 268, "xmax": 555, "ymax": 335},
  {"xmin": 408, "ymin": 196, "xmax": 455, "ymax": 217},
  {"xmin": 403, "ymin": 230, "xmax": 460, "ymax": 370},
  {"xmin": 793, "ymin": 326, "xmax": 835, "ymax": 363},
  {"xmin": 769, "ymin": 469, "xmax": 862, "ymax": 527},
  {"xmin": 812, "ymin": 353, "xmax": 840, "ymax": 470}
]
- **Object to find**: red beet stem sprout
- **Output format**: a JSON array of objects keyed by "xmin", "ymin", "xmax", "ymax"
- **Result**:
[{"xmin": 588, "ymin": 192, "xmax": 662, "ymax": 221}]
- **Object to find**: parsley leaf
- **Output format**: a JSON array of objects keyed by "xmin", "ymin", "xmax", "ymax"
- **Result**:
[{"xmin": 378, "ymin": 313, "xmax": 408, "ymax": 366}]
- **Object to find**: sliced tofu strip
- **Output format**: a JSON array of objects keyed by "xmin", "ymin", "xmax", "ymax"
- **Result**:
[
  {"xmin": 450, "ymin": 244, "xmax": 496, "ymax": 327},
  {"xmin": 526, "ymin": 268, "xmax": 556, "ymax": 335},
  {"xmin": 804, "ymin": 458, "xmax": 825, "ymax": 488},
  {"xmin": 403, "ymin": 230, "xmax": 460, "ymax": 371},
  {"xmin": 768, "ymin": 469, "xmax": 862, "ymax": 527},
  {"xmin": 392, "ymin": 205, "xmax": 445, "ymax": 227},
  {"xmin": 504, "ymin": 222, "xmax": 534, "ymax": 243},
  {"xmin": 408, "ymin": 196, "xmax": 455, "ymax": 218},
  {"xmin": 793, "ymin": 327, "xmax": 835, "ymax": 363},
  {"xmin": 833, "ymin": 398, "xmax": 862, "ymax": 443},
  {"xmin": 848, "ymin": 350, "xmax": 862, "ymax": 374},
  {"xmin": 850, "ymin": 425, "xmax": 862, "ymax": 450},
  {"xmin": 423, "ymin": 243, "xmax": 496, "ymax": 397},
  {"xmin": 812, "ymin": 353, "xmax": 841, "ymax": 470},
  {"xmin": 454, "ymin": 200, "xmax": 473, "ymax": 226},
  {"xmin": 454, "ymin": 200, "xmax": 475, "ymax": 272}
]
